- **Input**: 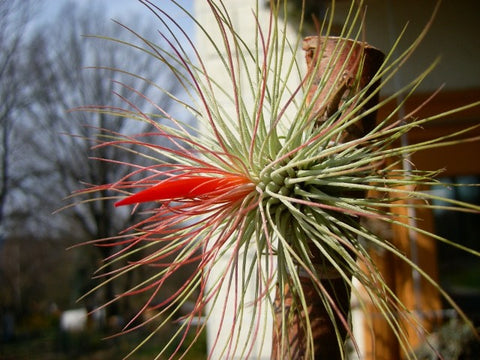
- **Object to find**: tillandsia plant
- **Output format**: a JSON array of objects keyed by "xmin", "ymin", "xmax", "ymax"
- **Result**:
[{"xmin": 71, "ymin": 0, "xmax": 480, "ymax": 359}]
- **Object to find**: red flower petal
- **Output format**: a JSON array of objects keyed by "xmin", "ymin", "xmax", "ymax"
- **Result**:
[{"xmin": 115, "ymin": 174, "xmax": 251, "ymax": 207}]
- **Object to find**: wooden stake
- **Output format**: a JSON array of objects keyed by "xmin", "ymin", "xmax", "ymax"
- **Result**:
[{"xmin": 271, "ymin": 36, "xmax": 384, "ymax": 359}]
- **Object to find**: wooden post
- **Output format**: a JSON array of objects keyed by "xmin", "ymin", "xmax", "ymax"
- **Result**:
[{"xmin": 271, "ymin": 36, "xmax": 384, "ymax": 359}]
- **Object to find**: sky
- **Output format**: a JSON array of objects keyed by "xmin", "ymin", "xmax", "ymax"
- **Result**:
[
  {"xmin": 45, "ymin": 0, "xmax": 146, "ymax": 19},
  {"xmin": 38, "ymin": 0, "xmax": 193, "ymax": 30}
]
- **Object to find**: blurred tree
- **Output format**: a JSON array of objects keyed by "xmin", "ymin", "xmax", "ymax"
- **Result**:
[
  {"xmin": 0, "ymin": 0, "xmax": 35, "ymax": 239},
  {"xmin": 0, "ymin": 1, "xmax": 38, "ymax": 333},
  {"xmin": 0, "ymin": 2, "xmax": 186, "ymax": 325},
  {"xmin": 26, "ymin": 4, "xmax": 185, "ymax": 317}
]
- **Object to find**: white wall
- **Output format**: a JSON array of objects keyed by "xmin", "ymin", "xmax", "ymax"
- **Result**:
[
  {"xmin": 193, "ymin": 1, "xmax": 302, "ymax": 358},
  {"xmin": 331, "ymin": 0, "xmax": 480, "ymax": 93}
]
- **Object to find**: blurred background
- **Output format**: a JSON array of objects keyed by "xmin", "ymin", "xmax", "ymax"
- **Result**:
[
  {"xmin": 1, "ymin": 0, "xmax": 479, "ymax": 359},
  {"xmin": 0, "ymin": 1, "xmax": 204, "ymax": 358}
]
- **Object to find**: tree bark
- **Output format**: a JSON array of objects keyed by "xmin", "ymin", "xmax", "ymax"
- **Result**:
[{"xmin": 271, "ymin": 36, "xmax": 384, "ymax": 360}]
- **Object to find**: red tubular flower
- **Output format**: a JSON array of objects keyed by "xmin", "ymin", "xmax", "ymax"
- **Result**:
[{"xmin": 115, "ymin": 173, "xmax": 254, "ymax": 207}]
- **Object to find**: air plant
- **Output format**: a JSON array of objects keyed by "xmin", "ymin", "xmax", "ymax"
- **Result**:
[{"xmin": 73, "ymin": 0, "xmax": 480, "ymax": 359}]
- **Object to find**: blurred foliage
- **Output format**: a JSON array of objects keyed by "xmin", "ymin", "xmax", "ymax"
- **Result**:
[
  {"xmin": 1, "ymin": 321, "xmax": 207, "ymax": 359},
  {"xmin": 414, "ymin": 318, "xmax": 480, "ymax": 360}
]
